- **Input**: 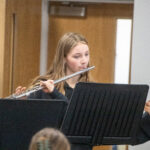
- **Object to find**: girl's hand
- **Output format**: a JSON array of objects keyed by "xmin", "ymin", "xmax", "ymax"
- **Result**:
[
  {"xmin": 144, "ymin": 100, "xmax": 150, "ymax": 115},
  {"xmin": 15, "ymin": 86, "xmax": 26, "ymax": 95},
  {"xmin": 40, "ymin": 80, "xmax": 54, "ymax": 93}
]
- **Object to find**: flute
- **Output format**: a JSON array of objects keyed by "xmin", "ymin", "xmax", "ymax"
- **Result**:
[{"xmin": 7, "ymin": 66, "xmax": 95, "ymax": 99}]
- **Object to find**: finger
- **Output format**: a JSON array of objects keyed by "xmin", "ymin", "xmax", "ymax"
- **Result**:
[
  {"xmin": 15, "ymin": 86, "xmax": 22, "ymax": 92},
  {"xmin": 40, "ymin": 81, "xmax": 45, "ymax": 86},
  {"xmin": 48, "ymin": 80, "xmax": 54, "ymax": 84},
  {"xmin": 42, "ymin": 80, "xmax": 54, "ymax": 93},
  {"xmin": 21, "ymin": 87, "xmax": 26, "ymax": 92},
  {"xmin": 40, "ymin": 82, "xmax": 48, "ymax": 91},
  {"xmin": 145, "ymin": 101, "xmax": 150, "ymax": 106},
  {"xmin": 15, "ymin": 89, "xmax": 21, "ymax": 95},
  {"xmin": 49, "ymin": 80, "xmax": 54, "ymax": 82},
  {"xmin": 144, "ymin": 106, "xmax": 150, "ymax": 112},
  {"xmin": 146, "ymin": 100, "xmax": 150, "ymax": 105}
]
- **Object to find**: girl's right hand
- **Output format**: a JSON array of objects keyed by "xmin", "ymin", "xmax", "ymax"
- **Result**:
[{"xmin": 40, "ymin": 80, "xmax": 55, "ymax": 93}]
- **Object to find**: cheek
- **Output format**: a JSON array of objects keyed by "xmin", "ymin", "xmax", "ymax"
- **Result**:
[
  {"xmin": 66, "ymin": 58, "xmax": 79, "ymax": 70},
  {"xmin": 67, "ymin": 59, "xmax": 79, "ymax": 68}
]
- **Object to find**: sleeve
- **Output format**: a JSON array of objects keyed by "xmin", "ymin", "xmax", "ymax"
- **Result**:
[
  {"xmin": 49, "ymin": 88, "xmax": 68, "ymax": 102},
  {"xmin": 27, "ymin": 88, "xmax": 68, "ymax": 102},
  {"xmin": 27, "ymin": 90, "xmax": 42, "ymax": 99},
  {"xmin": 133, "ymin": 112, "xmax": 150, "ymax": 145}
]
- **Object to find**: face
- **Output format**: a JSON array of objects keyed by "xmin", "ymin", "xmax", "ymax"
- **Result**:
[{"xmin": 65, "ymin": 42, "xmax": 90, "ymax": 75}]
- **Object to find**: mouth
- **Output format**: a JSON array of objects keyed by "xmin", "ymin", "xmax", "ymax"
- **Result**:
[{"xmin": 79, "ymin": 66, "xmax": 87, "ymax": 70}]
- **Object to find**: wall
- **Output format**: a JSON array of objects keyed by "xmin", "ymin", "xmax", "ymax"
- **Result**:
[{"xmin": 129, "ymin": 0, "xmax": 150, "ymax": 150}]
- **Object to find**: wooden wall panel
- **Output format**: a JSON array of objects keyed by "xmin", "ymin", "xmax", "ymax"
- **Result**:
[
  {"xmin": 0, "ymin": 0, "xmax": 6, "ymax": 97},
  {"xmin": 48, "ymin": 3, "xmax": 133, "ymax": 84},
  {"xmin": 3, "ymin": 0, "xmax": 42, "ymax": 97}
]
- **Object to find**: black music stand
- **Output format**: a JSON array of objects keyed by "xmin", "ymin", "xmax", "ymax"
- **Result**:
[
  {"xmin": 0, "ymin": 99, "xmax": 67, "ymax": 150},
  {"xmin": 61, "ymin": 82, "xmax": 149, "ymax": 146}
]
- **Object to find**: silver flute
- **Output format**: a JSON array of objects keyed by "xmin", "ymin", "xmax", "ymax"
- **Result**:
[{"xmin": 7, "ymin": 66, "xmax": 95, "ymax": 99}]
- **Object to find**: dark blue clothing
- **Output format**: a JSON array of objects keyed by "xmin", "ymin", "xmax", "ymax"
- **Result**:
[
  {"xmin": 135, "ymin": 112, "xmax": 150, "ymax": 145},
  {"xmin": 28, "ymin": 87, "xmax": 68, "ymax": 102}
]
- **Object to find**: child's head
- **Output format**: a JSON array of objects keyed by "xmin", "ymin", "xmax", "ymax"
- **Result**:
[
  {"xmin": 48, "ymin": 32, "xmax": 89, "ymax": 75},
  {"xmin": 29, "ymin": 128, "xmax": 70, "ymax": 150}
]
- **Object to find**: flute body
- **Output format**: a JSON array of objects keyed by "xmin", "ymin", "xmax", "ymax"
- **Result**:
[{"xmin": 7, "ymin": 66, "xmax": 95, "ymax": 99}]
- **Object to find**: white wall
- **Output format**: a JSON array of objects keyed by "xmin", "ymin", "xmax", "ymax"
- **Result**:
[
  {"xmin": 129, "ymin": 0, "xmax": 150, "ymax": 150},
  {"xmin": 40, "ymin": 0, "xmax": 49, "ymax": 75}
]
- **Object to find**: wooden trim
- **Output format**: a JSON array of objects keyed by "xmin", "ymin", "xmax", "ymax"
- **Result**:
[
  {"xmin": 0, "ymin": 0, "xmax": 6, "ymax": 97},
  {"xmin": 9, "ymin": 13, "xmax": 16, "ymax": 94}
]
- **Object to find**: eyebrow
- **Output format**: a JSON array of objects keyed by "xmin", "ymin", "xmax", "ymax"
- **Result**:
[
  {"xmin": 73, "ymin": 51, "xmax": 89, "ymax": 55},
  {"xmin": 73, "ymin": 53, "xmax": 81, "ymax": 55}
]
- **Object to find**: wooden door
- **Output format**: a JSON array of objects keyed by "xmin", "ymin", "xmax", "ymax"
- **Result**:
[
  {"xmin": 48, "ymin": 3, "xmax": 133, "ymax": 150},
  {"xmin": 1, "ymin": 0, "xmax": 42, "ymax": 97}
]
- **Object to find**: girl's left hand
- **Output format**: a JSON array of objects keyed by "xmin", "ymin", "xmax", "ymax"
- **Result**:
[
  {"xmin": 144, "ymin": 100, "xmax": 150, "ymax": 115},
  {"xmin": 40, "ymin": 80, "xmax": 54, "ymax": 93},
  {"xmin": 15, "ymin": 86, "xmax": 26, "ymax": 95}
]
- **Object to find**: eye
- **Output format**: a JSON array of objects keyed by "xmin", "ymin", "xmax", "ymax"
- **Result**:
[
  {"xmin": 73, "ymin": 55, "xmax": 80, "ymax": 59},
  {"xmin": 85, "ymin": 53, "xmax": 89, "ymax": 56}
]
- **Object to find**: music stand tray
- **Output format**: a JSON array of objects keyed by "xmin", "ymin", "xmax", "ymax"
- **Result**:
[
  {"xmin": 61, "ymin": 82, "xmax": 149, "ymax": 146},
  {"xmin": 0, "ymin": 99, "xmax": 67, "ymax": 150}
]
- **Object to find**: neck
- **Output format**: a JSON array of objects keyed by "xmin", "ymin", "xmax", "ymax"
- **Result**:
[
  {"xmin": 66, "ymin": 76, "xmax": 80, "ymax": 88},
  {"xmin": 66, "ymin": 69, "xmax": 80, "ymax": 88}
]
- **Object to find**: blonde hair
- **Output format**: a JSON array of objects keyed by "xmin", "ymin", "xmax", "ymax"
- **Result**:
[
  {"xmin": 28, "ymin": 128, "xmax": 70, "ymax": 150},
  {"xmin": 29, "ymin": 32, "xmax": 91, "ymax": 93}
]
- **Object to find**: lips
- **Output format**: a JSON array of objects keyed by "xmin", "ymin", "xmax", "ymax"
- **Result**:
[{"xmin": 79, "ymin": 66, "xmax": 87, "ymax": 70}]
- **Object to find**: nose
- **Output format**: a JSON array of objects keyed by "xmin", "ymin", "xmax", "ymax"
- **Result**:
[{"xmin": 81, "ymin": 56, "xmax": 88, "ymax": 64}]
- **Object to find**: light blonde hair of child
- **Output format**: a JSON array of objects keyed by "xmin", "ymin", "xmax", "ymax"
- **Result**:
[
  {"xmin": 29, "ymin": 32, "xmax": 91, "ymax": 94},
  {"xmin": 28, "ymin": 128, "xmax": 70, "ymax": 150}
]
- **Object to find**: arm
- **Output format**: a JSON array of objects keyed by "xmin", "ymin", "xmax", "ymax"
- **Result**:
[
  {"xmin": 133, "ymin": 101, "xmax": 150, "ymax": 145},
  {"xmin": 135, "ymin": 112, "xmax": 150, "ymax": 145},
  {"xmin": 28, "ymin": 80, "xmax": 68, "ymax": 102}
]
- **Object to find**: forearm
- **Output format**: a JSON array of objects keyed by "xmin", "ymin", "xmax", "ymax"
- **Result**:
[{"xmin": 134, "ymin": 112, "xmax": 150, "ymax": 145}]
